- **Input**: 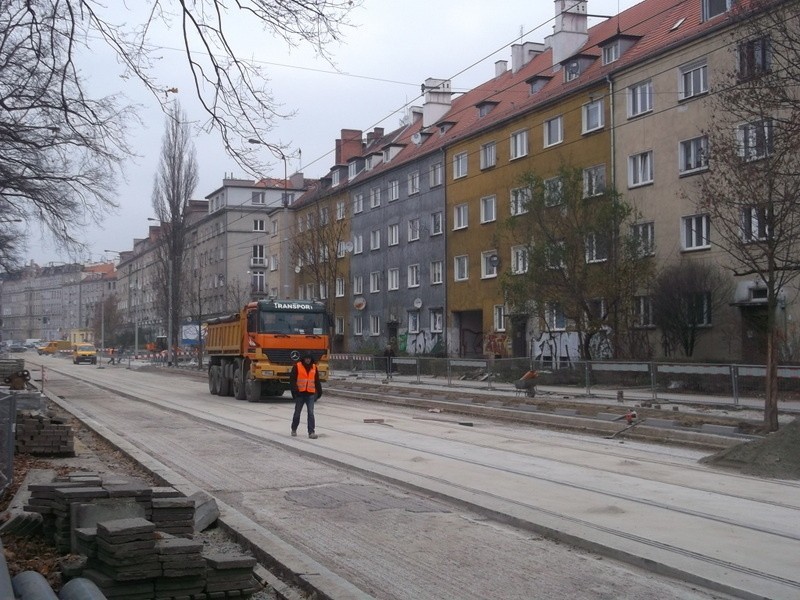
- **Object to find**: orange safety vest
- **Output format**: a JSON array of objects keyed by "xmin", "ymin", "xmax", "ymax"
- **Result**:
[{"xmin": 295, "ymin": 362, "xmax": 317, "ymax": 394}]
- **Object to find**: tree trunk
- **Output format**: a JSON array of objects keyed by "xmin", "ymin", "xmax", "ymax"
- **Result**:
[{"xmin": 764, "ymin": 326, "xmax": 779, "ymax": 432}]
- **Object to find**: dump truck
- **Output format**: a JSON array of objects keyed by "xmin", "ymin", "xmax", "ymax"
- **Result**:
[{"xmin": 205, "ymin": 299, "xmax": 329, "ymax": 401}]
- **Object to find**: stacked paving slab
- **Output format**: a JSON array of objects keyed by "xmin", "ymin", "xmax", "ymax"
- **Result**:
[
  {"xmin": 15, "ymin": 410, "xmax": 74, "ymax": 455},
  {"xmin": 22, "ymin": 472, "xmax": 260, "ymax": 598}
]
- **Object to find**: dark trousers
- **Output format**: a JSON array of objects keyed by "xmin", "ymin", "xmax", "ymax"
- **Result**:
[{"xmin": 291, "ymin": 392, "xmax": 316, "ymax": 434}]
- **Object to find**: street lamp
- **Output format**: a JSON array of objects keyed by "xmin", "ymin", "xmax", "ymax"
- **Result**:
[
  {"xmin": 248, "ymin": 139, "xmax": 298, "ymax": 300},
  {"xmin": 147, "ymin": 218, "xmax": 174, "ymax": 366}
]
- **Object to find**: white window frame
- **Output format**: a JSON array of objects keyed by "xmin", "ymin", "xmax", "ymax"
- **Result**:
[
  {"xmin": 251, "ymin": 191, "xmax": 265, "ymax": 205},
  {"xmin": 454, "ymin": 203, "xmax": 469, "ymax": 230},
  {"xmin": 353, "ymin": 234, "xmax": 363, "ymax": 255},
  {"xmin": 430, "ymin": 162, "xmax": 443, "ymax": 187},
  {"xmin": 388, "ymin": 268, "xmax": 400, "ymax": 291},
  {"xmin": 408, "ymin": 171, "xmax": 420, "ymax": 195},
  {"xmin": 388, "ymin": 223, "xmax": 399, "ymax": 246},
  {"xmin": 370, "ymin": 271, "xmax": 381, "ymax": 293},
  {"xmin": 353, "ymin": 193, "xmax": 364, "ymax": 214},
  {"xmin": 335, "ymin": 277, "xmax": 345, "ymax": 297},
  {"xmin": 335, "ymin": 315, "xmax": 344, "ymax": 335},
  {"xmin": 430, "ymin": 308, "xmax": 443, "ymax": 333},
  {"xmin": 544, "ymin": 116, "xmax": 563, "ymax": 147},
  {"xmin": 738, "ymin": 37, "xmax": 771, "ymax": 80},
  {"xmin": 251, "ymin": 270, "xmax": 265, "ymax": 293},
  {"xmin": 493, "ymin": 305, "xmax": 507, "ymax": 332},
  {"xmin": 634, "ymin": 295, "xmax": 654, "ymax": 328},
  {"xmin": 454, "ymin": 255, "xmax": 469, "ymax": 281},
  {"xmin": 453, "ymin": 152, "xmax": 468, "ymax": 179},
  {"xmin": 408, "ymin": 264, "xmax": 420, "ymax": 288},
  {"xmin": 679, "ymin": 136, "xmax": 709, "ymax": 174},
  {"xmin": 585, "ymin": 233, "xmax": 609, "ymax": 264},
  {"xmin": 269, "ymin": 255, "xmax": 278, "ymax": 271},
  {"xmin": 737, "ymin": 119, "xmax": 773, "ymax": 161},
  {"xmin": 431, "ymin": 212, "xmax": 443, "ymax": 236},
  {"xmin": 682, "ymin": 214, "xmax": 711, "ymax": 250},
  {"xmin": 632, "ymin": 222, "xmax": 655, "ymax": 257},
  {"xmin": 336, "ymin": 201, "xmax": 345, "ymax": 220},
  {"xmin": 331, "ymin": 170, "xmax": 340, "ymax": 187},
  {"xmin": 583, "ymin": 165, "xmax": 606, "ymax": 198},
  {"xmin": 510, "ymin": 187, "xmax": 530, "ymax": 216},
  {"xmin": 703, "ymin": 0, "xmax": 733, "ymax": 21},
  {"xmin": 480, "ymin": 195, "xmax": 496, "ymax": 224},
  {"xmin": 510, "ymin": 130, "xmax": 529, "ymax": 159},
  {"xmin": 370, "ymin": 315, "xmax": 381, "ymax": 336},
  {"xmin": 253, "ymin": 219, "xmax": 265, "ymax": 232},
  {"xmin": 545, "ymin": 303, "xmax": 567, "ymax": 331},
  {"xmin": 687, "ymin": 291, "xmax": 712, "ymax": 326},
  {"xmin": 544, "ymin": 177, "xmax": 563, "ymax": 206},
  {"xmin": 582, "ymin": 99, "xmax": 604, "ymax": 133},
  {"xmin": 741, "ymin": 205, "xmax": 769, "ymax": 242},
  {"xmin": 353, "ymin": 316, "xmax": 363, "ymax": 336},
  {"xmin": 353, "ymin": 275, "xmax": 363, "ymax": 295},
  {"xmin": 370, "ymin": 187, "xmax": 381, "ymax": 208},
  {"xmin": 388, "ymin": 180, "xmax": 399, "ymax": 201},
  {"xmin": 408, "ymin": 218, "xmax": 420, "ymax": 242},
  {"xmin": 348, "ymin": 161, "xmax": 358, "ymax": 180},
  {"xmin": 481, "ymin": 251, "xmax": 498, "ymax": 279},
  {"xmin": 628, "ymin": 151, "xmax": 654, "ymax": 187},
  {"xmin": 628, "ymin": 80, "xmax": 653, "ymax": 117},
  {"xmin": 430, "ymin": 260, "xmax": 443, "ymax": 285},
  {"xmin": 602, "ymin": 41, "xmax": 620, "ymax": 65},
  {"xmin": 511, "ymin": 245, "xmax": 528, "ymax": 274},
  {"xmin": 679, "ymin": 60, "xmax": 708, "ymax": 100},
  {"xmin": 480, "ymin": 142, "xmax": 497, "ymax": 169},
  {"xmin": 370, "ymin": 229, "xmax": 381, "ymax": 250},
  {"xmin": 408, "ymin": 311, "xmax": 420, "ymax": 334}
]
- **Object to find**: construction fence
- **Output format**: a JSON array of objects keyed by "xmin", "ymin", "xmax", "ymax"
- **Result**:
[{"xmin": 0, "ymin": 394, "xmax": 16, "ymax": 495}]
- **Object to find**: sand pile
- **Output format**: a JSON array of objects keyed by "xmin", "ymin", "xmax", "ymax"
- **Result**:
[{"xmin": 700, "ymin": 418, "xmax": 800, "ymax": 479}]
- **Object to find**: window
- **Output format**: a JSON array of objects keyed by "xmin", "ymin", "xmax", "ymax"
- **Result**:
[
  {"xmin": 632, "ymin": 222, "xmax": 655, "ymax": 257},
  {"xmin": 336, "ymin": 277, "xmax": 345, "ymax": 297},
  {"xmin": 453, "ymin": 152, "xmax": 468, "ymax": 179},
  {"xmin": 370, "ymin": 315, "xmax": 381, "ymax": 336},
  {"xmin": 430, "ymin": 162, "xmax": 443, "ymax": 187},
  {"xmin": 271, "ymin": 220, "xmax": 278, "ymax": 235},
  {"xmin": 683, "ymin": 214, "xmax": 711, "ymax": 250},
  {"xmin": 353, "ymin": 193, "xmax": 364, "ymax": 214},
  {"xmin": 387, "ymin": 224, "xmax": 399, "ymax": 246},
  {"xmin": 336, "ymin": 201, "xmax": 345, "ymax": 220},
  {"xmin": 679, "ymin": 136, "xmax": 709, "ymax": 174},
  {"xmin": 510, "ymin": 130, "xmax": 529, "ymax": 159},
  {"xmin": 741, "ymin": 205, "xmax": 769, "ymax": 242},
  {"xmin": 331, "ymin": 171, "xmax": 340, "ymax": 187},
  {"xmin": 544, "ymin": 116, "xmax": 563, "ymax": 147},
  {"xmin": 353, "ymin": 275, "xmax": 363, "ymax": 295},
  {"xmin": 628, "ymin": 81, "xmax": 653, "ymax": 117},
  {"xmin": 370, "ymin": 271, "xmax": 381, "ymax": 293},
  {"xmin": 253, "ymin": 219, "xmax": 265, "ymax": 232},
  {"xmin": 319, "ymin": 206, "xmax": 329, "ymax": 225},
  {"xmin": 353, "ymin": 234, "xmax": 363, "ymax": 254},
  {"xmin": 679, "ymin": 60, "xmax": 708, "ymax": 100},
  {"xmin": 348, "ymin": 162, "xmax": 358, "ymax": 180},
  {"xmin": 335, "ymin": 316, "xmax": 344, "ymax": 335},
  {"xmin": 511, "ymin": 245, "xmax": 529, "ymax": 274},
  {"xmin": 585, "ymin": 233, "xmax": 609, "ymax": 263},
  {"xmin": 739, "ymin": 37, "xmax": 770, "ymax": 80},
  {"xmin": 353, "ymin": 316, "xmax": 363, "ymax": 336},
  {"xmin": 251, "ymin": 270, "xmax": 265, "ymax": 293},
  {"xmin": 480, "ymin": 196, "xmax": 496, "ymax": 223},
  {"xmin": 251, "ymin": 245, "xmax": 265, "ymax": 266},
  {"xmin": 480, "ymin": 142, "xmax": 497, "ymax": 169},
  {"xmin": 402, "ymin": 311, "xmax": 418, "ymax": 334},
  {"xmin": 628, "ymin": 151, "xmax": 654, "ymax": 187},
  {"xmin": 493, "ymin": 305, "xmax": 507, "ymax": 332},
  {"xmin": 408, "ymin": 218, "xmax": 420, "ymax": 242},
  {"xmin": 319, "ymin": 282, "xmax": 328, "ymax": 300},
  {"xmin": 602, "ymin": 42, "xmax": 620, "ymax": 65},
  {"xmin": 251, "ymin": 191, "xmax": 265, "ymax": 205},
  {"xmin": 544, "ymin": 177, "xmax": 563, "ymax": 206},
  {"xmin": 481, "ymin": 251, "xmax": 498, "ymax": 278},
  {"xmin": 478, "ymin": 102, "xmax": 497, "ymax": 117},
  {"xmin": 430, "ymin": 309, "xmax": 443, "ymax": 333},
  {"xmin": 688, "ymin": 292, "xmax": 712, "ymax": 326},
  {"xmin": 546, "ymin": 241, "xmax": 566, "ymax": 270},
  {"xmin": 430, "ymin": 260, "xmax": 443, "ymax": 285},
  {"xmin": 586, "ymin": 298, "xmax": 607, "ymax": 322},
  {"xmin": 370, "ymin": 229, "xmax": 381, "ymax": 250},
  {"xmin": 370, "ymin": 187, "xmax": 381, "ymax": 208},
  {"xmin": 545, "ymin": 303, "xmax": 567, "ymax": 330},
  {"xmin": 738, "ymin": 119, "xmax": 773, "ymax": 161},
  {"xmin": 703, "ymin": 0, "xmax": 733, "ymax": 21},
  {"xmin": 269, "ymin": 255, "xmax": 278, "ymax": 271},
  {"xmin": 634, "ymin": 295, "xmax": 654, "ymax": 328},
  {"xmin": 582, "ymin": 99, "xmax": 604, "ymax": 133},
  {"xmin": 388, "ymin": 180, "xmax": 399, "ymax": 201},
  {"xmin": 510, "ymin": 187, "xmax": 530, "ymax": 216},
  {"xmin": 454, "ymin": 255, "xmax": 469, "ymax": 281},
  {"xmin": 388, "ymin": 268, "xmax": 399, "ymax": 290},
  {"xmin": 408, "ymin": 264, "xmax": 420, "ymax": 288},
  {"xmin": 454, "ymin": 203, "xmax": 469, "ymax": 230},
  {"xmin": 431, "ymin": 212, "xmax": 443, "ymax": 236},
  {"xmin": 408, "ymin": 171, "xmax": 420, "ymax": 195},
  {"xmin": 583, "ymin": 165, "xmax": 606, "ymax": 197}
]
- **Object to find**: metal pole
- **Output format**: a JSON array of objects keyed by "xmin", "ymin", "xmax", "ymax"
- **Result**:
[
  {"xmin": 281, "ymin": 153, "xmax": 289, "ymax": 299},
  {"xmin": 97, "ymin": 288, "xmax": 105, "ymax": 369},
  {"xmin": 167, "ymin": 260, "xmax": 173, "ymax": 366}
]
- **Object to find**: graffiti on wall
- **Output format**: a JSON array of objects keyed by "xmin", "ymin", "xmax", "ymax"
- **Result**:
[
  {"xmin": 531, "ymin": 329, "xmax": 614, "ymax": 365},
  {"xmin": 398, "ymin": 329, "xmax": 444, "ymax": 355},
  {"xmin": 483, "ymin": 332, "xmax": 511, "ymax": 357}
]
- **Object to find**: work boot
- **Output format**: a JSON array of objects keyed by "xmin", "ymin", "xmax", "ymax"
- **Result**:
[
  {"xmin": 291, "ymin": 430, "xmax": 297, "ymax": 437},
  {"xmin": 308, "ymin": 433, "xmax": 318, "ymax": 439}
]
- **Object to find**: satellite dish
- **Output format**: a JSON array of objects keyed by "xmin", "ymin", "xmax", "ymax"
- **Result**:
[
  {"xmin": 489, "ymin": 255, "xmax": 500, "ymax": 268},
  {"xmin": 411, "ymin": 132, "xmax": 423, "ymax": 145},
  {"xmin": 566, "ymin": 61, "xmax": 580, "ymax": 76},
  {"xmin": 413, "ymin": 297, "xmax": 423, "ymax": 309},
  {"xmin": 345, "ymin": 241, "xmax": 354, "ymax": 253},
  {"xmin": 294, "ymin": 266, "xmax": 301, "ymax": 274}
]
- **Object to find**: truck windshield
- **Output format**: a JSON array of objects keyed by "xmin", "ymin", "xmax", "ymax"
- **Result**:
[{"xmin": 259, "ymin": 311, "xmax": 325, "ymax": 334}]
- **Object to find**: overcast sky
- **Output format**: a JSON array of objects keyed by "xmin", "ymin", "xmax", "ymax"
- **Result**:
[{"xmin": 25, "ymin": 0, "xmax": 640, "ymax": 266}]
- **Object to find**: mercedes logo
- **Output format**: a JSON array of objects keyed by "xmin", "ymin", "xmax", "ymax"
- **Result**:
[{"xmin": 290, "ymin": 350, "xmax": 300, "ymax": 361}]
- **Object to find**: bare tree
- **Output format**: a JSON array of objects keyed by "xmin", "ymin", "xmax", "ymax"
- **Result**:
[
  {"xmin": 0, "ymin": 0, "xmax": 358, "ymax": 268},
  {"xmin": 651, "ymin": 262, "xmax": 732, "ymax": 358},
  {"xmin": 182, "ymin": 255, "xmax": 206, "ymax": 368},
  {"xmin": 225, "ymin": 275, "xmax": 253, "ymax": 313},
  {"xmin": 91, "ymin": 292, "xmax": 123, "ymax": 347},
  {"xmin": 151, "ymin": 101, "xmax": 198, "ymax": 363},
  {"xmin": 501, "ymin": 166, "xmax": 653, "ymax": 360},
  {"xmin": 694, "ymin": 0, "xmax": 800, "ymax": 431}
]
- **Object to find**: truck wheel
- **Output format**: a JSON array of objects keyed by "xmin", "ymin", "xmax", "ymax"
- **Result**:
[
  {"xmin": 245, "ymin": 375, "xmax": 262, "ymax": 402},
  {"xmin": 233, "ymin": 366, "xmax": 247, "ymax": 400},
  {"xmin": 208, "ymin": 367, "xmax": 220, "ymax": 395},
  {"xmin": 218, "ymin": 371, "xmax": 232, "ymax": 396}
]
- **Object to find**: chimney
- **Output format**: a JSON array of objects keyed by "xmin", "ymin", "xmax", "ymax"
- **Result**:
[
  {"xmin": 334, "ymin": 129, "xmax": 363, "ymax": 165},
  {"xmin": 289, "ymin": 172, "xmax": 305, "ymax": 189},
  {"xmin": 549, "ymin": 0, "xmax": 589, "ymax": 66},
  {"xmin": 495, "ymin": 60, "xmax": 508, "ymax": 77},
  {"xmin": 409, "ymin": 106, "xmax": 423, "ymax": 123},
  {"xmin": 366, "ymin": 127, "xmax": 385, "ymax": 145},
  {"xmin": 422, "ymin": 78, "xmax": 453, "ymax": 127},
  {"xmin": 511, "ymin": 42, "xmax": 546, "ymax": 73}
]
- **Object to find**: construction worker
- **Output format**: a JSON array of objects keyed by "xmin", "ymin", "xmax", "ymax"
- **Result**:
[{"xmin": 289, "ymin": 352, "xmax": 322, "ymax": 439}]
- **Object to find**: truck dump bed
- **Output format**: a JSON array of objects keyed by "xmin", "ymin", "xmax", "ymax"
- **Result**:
[{"xmin": 205, "ymin": 318, "xmax": 242, "ymax": 355}]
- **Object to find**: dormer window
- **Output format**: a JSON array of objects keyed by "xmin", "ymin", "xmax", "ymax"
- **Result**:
[
  {"xmin": 348, "ymin": 161, "xmax": 359, "ymax": 179},
  {"xmin": 477, "ymin": 101, "xmax": 498, "ymax": 118},
  {"xmin": 331, "ymin": 170, "xmax": 340, "ymax": 187},
  {"xmin": 565, "ymin": 61, "xmax": 581, "ymax": 82},
  {"xmin": 703, "ymin": 0, "xmax": 734, "ymax": 21},
  {"xmin": 437, "ymin": 120, "xmax": 455, "ymax": 135},
  {"xmin": 527, "ymin": 75, "xmax": 552, "ymax": 95},
  {"xmin": 602, "ymin": 42, "xmax": 620, "ymax": 65}
]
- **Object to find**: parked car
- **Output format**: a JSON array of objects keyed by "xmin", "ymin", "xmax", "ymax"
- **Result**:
[
  {"xmin": 8, "ymin": 342, "xmax": 27, "ymax": 353},
  {"xmin": 72, "ymin": 343, "xmax": 98, "ymax": 365}
]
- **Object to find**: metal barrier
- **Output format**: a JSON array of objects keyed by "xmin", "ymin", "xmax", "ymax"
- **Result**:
[{"xmin": 0, "ymin": 393, "xmax": 17, "ymax": 495}]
